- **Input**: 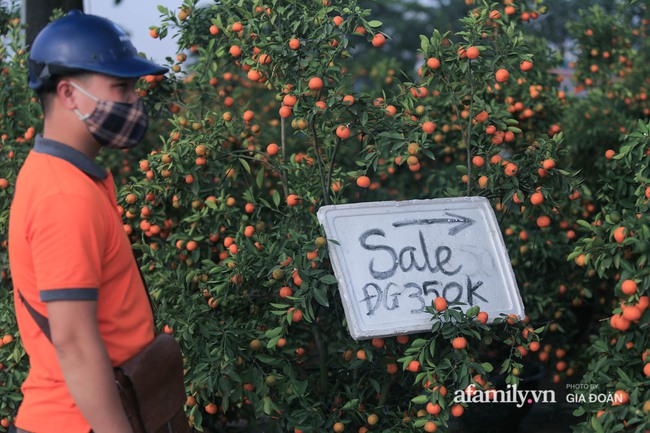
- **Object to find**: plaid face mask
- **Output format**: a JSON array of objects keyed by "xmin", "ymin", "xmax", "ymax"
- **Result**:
[{"xmin": 71, "ymin": 81, "xmax": 149, "ymax": 149}]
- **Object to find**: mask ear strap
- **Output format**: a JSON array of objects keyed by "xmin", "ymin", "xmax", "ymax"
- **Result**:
[
  {"xmin": 69, "ymin": 81, "xmax": 99, "ymax": 101},
  {"xmin": 69, "ymin": 81, "xmax": 98, "ymax": 120},
  {"xmin": 73, "ymin": 108, "xmax": 90, "ymax": 120}
]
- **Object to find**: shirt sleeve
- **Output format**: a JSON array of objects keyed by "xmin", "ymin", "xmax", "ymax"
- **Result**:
[{"xmin": 27, "ymin": 193, "xmax": 105, "ymax": 302}]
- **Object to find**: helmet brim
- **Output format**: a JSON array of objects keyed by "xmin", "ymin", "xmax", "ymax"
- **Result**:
[
  {"xmin": 29, "ymin": 56, "xmax": 168, "ymax": 90},
  {"xmin": 77, "ymin": 55, "xmax": 169, "ymax": 79}
]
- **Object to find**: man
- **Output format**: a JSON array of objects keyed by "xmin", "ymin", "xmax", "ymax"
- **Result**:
[{"xmin": 8, "ymin": 10, "xmax": 167, "ymax": 433}]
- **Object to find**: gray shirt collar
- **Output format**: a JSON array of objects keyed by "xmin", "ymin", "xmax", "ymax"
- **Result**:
[{"xmin": 33, "ymin": 136, "xmax": 107, "ymax": 181}]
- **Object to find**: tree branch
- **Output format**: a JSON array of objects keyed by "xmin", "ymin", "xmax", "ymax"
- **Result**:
[
  {"xmin": 280, "ymin": 116, "xmax": 290, "ymax": 199},
  {"xmin": 311, "ymin": 320, "xmax": 328, "ymax": 395},
  {"xmin": 310, "ymin": 119, "xmax": 330, "ymax": 205},
  {"xmin": 326, "ymin": 137, "xmax": 342, "ymax": 201}
]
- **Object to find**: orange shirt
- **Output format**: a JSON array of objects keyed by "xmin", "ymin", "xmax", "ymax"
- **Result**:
[{"xmin": 8, "ymin": 136, "xmax": 154, "ymax": 433}]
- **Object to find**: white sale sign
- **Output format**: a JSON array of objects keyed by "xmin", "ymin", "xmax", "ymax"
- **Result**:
[{"xmin": 317, "ymin": 197, "xmax": 525, "ymax": 340}]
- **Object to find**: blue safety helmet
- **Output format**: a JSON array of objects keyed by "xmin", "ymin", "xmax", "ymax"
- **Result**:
[{"xmin": 28, "ymin": 10, "xmax": 167, "ymax": 90}]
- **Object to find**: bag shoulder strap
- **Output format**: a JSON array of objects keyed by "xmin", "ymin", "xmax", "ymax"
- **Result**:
[
  {"xmin": 17, "ymin": 288, "xmax": 52, "ymax": 342},
  {"xmin": 132, "ymin": 248, "xmax": 157, "ymax": 323}
]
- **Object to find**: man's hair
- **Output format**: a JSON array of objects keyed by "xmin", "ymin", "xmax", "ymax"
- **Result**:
[{"xmin": 38, "ymin": 72, "xmax": 93, "ymax": 116}]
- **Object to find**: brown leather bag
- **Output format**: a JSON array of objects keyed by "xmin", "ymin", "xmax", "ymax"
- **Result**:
[
  {"xmin": 114, "ymin": 333, "xmax": 190, "ymax": 433},
  {"xmin": 17, "ymin": 288, "xmax": 191, "ymax": 433}
]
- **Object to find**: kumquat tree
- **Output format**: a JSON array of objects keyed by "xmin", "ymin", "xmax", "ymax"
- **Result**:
[
  {"xmin": 564, "ymin": 2, "xmax": 650, "ymax": 432},
  {"xmin": 0, "ymin": 0, "xmax": 648, "ymax": 432}
]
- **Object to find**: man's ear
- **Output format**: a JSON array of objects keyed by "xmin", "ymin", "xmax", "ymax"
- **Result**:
[{"xmin": 55, "ymin": 80, "xmax": 78, "ymax": 110}]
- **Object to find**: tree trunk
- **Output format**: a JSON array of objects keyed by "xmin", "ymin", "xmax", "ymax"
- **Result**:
[{"xmin": 25, "ymin": 0, "xmax": 84, "ymax": 48}]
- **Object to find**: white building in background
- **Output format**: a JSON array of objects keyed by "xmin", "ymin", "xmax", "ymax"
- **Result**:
[{"xmin": 83, "ymin": 0, "xmax": 183, "ymax": 65}]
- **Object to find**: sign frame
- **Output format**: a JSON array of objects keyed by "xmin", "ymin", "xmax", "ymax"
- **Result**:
[{"xmin": 317, "ymin": 196, "xmax": 525, "ymax": 340}]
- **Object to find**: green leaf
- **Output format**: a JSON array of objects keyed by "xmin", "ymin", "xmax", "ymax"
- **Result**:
[
  {"xmin": 466, "ymin": 306, "xmax": 479, "ymax": 318},
  {"xmin": 413, "ymin": 419, "xmax": 427, "ymax": 428},
  {"xmin": 263, "ymin": 398, "xmax": 272, "ymax": 415},
  {"xmin": 576, "ymin": 219, "xmax": 592, "ymax": 229},
  {"xmin": 499, "ymin": 358, "xmax": 510, "ymax": 374},
  {"xmin": 367, "ymin": 20, "xmax": 382, "ymax": 28},
  {"xmin": 591, "ymin": 414, "xmax": 605, "ymax": 433},
  {"xmin": 185, "ymin": 270, "xmax": 197, "ymax": 284},
  {"xmin": 419, "ymin": 34, "xmax": 429, "ymax": 52},
  {"xmin": 265, "ymin": 327, "xmax": 283, "ymax": 339},
  {"xmin": 312, "ymin": 286, "xmax": 330, "ymax": 307},
  {"xmin": 566, "ymin": 250, "xmax": 582, "ymax": 261},
  {"xmin": 411, "ymin": 338, "xmax": 427, "ymax": 348},
  {"xmin": 191, "ymin": 407, "xmax": 203, "ymax": 432},
  {"xmin": 256, "ymin": 354, "xmax": 280, "ymax": 365},
  {"xmin": 319, "ymin": 274, "xmax": 338, "ymax": 285},
  {"xmin": 256, "ymin": 168, "xmax": 265, "ymax": 189},
  {"xmin": 360, "ymin": 110, "xmax": 368, "ymax": 126},
  {"xmin": 411, "ymin": 394, "xmax": 428, "ymax": 405},
  {"xmin": 239, "ymin": 158, "xmax": 251, "ymax": 174},
  {"xmin": 341, "ymin": 398, "xmax": 359, "ymax": 410},
  {"xmin": 267, "ymin": 335, "xmax": 280, "ymax": 349}
]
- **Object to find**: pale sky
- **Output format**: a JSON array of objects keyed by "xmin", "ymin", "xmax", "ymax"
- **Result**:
[
  {"xmin": 0, "ymin": 0, "xmax": 187, "ymax": 64},
  {"xmin": 83, "ymin": 0, "xmax": 188, "ymax": 65}
]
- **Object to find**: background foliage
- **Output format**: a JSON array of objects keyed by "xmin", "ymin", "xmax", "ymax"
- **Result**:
[{"xmin": 0, "ymin": 0, "xmax": 649, "ymax": 432}]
